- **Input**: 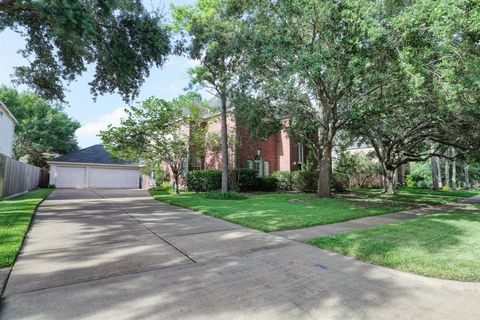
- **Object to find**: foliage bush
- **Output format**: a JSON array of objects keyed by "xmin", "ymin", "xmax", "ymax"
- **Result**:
[
  {"xmin": 271, "ymin": 171, "xmax": 292, "ymax": 191},
  {"xmin": 188, "ymin": 168, "xmax": 259, "ymax": 192},
  {"xmin": 187, "ymin": 170, "xmax": 222, "ymax": 191},
  {"xmin": 150, "ymin": 182, "xmax": 171, "ymax": 192},
  {"xmin": 153, "ymin": 166, "xmax": 170, "ymax": 187},
  {"xmin": 405, "ymin": 173, "xmax": 428, "ymax": 188},
  {"xmin": 334, "ymin": 151, "xmax": 382, "ymax": 189},
  {"xmin": 407, "ymin": 161, "xmax": 432, "ymax": 188},
  {"xmin": 257, "ymin": 176, "xmax": 278, "ymax": 191},
  {"xmin": 332, "ymin": 172, "xmax": 349, "ymax": 192},
  {"xmin": 291, "ymin": 170, "xmax": 318, "ymax": 192},
  {"xmin": 204, "ymin": 190, "xmax": 247, "ymax": 200},
  {"xmin": 236, "ymin": 169, "xmax": 258, "ymax": 191}
]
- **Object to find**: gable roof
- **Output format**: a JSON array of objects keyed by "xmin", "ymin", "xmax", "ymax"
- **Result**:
[
  {"xmin": 0, "ymin": 101, "xmax": 19, "ymax": 124},
  {"xmin": 50, "ymin": 145, "xmax": 134, "ymax": 165}
]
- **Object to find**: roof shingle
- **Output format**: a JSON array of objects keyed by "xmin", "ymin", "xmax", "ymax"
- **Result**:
[{"xmin": 51, "ymin": 145, "xmax": 134, "ymax": 165}]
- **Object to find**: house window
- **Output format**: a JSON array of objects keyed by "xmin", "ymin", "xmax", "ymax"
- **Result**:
[
  {"xmin": 248, "ymin": 159, "xmax": 267, "ymax": 176},
  {"xmin": 297, "ymin": 144, "xmax": 305, "ymax": 164},
  {"xmin": 191, "ymin": 158, "xmax": 202, "ymax": 171},
  {"xmin": 263, "ymin": 161, "xmax": 269, "ymax": 176},
  {"xmin": 254, "ymin": 159, "xmax": 263, "ymax": 176}
]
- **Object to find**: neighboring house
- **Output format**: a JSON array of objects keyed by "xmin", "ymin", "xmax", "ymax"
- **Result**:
[
  {"xmin": 0, "ymin": 101, "xmax": 18, "ymax": 158},
  {"xmin": 48, "ymin": 144, "xmax": 141, "ymax": 189}
]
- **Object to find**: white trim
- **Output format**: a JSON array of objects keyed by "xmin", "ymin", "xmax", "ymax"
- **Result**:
[
  {"xmin": 0, "ymin": 101, "xmax": 19, "ymax": 124},
  {"xmin": 297, "ymin": 144, "xmax": 305, "ymax": 164},
  {"xmin": 48, "ymin": 161, "xmax": 140, "ymax": 169}
]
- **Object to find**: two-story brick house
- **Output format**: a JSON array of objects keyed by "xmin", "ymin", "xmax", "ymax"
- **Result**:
[{"xmin": 186, "ymin": 98, "xmax": 304, "ymax": 177}]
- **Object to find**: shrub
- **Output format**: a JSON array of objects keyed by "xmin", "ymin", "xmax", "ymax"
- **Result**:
[
  {"xmin": 153, "ymin": 167, "xmax": 170, "ymax": 187},
  {"xmin": 406, "ymin": 173, "xmax": 428, "ymax": 188},
  {"xmin": 150, "ymin": 182, "xmax": 171, "ymax": 192},
  {"xmin": 187, "ymin": 170, "xmax": 222, "ymax": 191},
  {"xmin": 292, "ymin": 170, "xmax": 318, "ymax": 192},
  {"xmin": 257, "ymin": 176, "xmax": 277, "ymax": 191},
  {"xmin": 205, "ymin": 190, "xmax": 247, "ymax": 200},
  {"xmin": 187, "ymin": 168, "xmax": 259, "ymax": 192},
  {"xmin": 271, "ymin": 171, "xmax": 292, "ymax": 191},
  {"xmin": 334, "ymin": 151, "xmax": 382, "ymax": 189},
  {"xmin": 332, "ymin": 172, "xmax": 349, "ymax": 192},
  {"xmin": 407, "ymin": 161, "xmax": 432, "ymax": 188},
  {"xmin": 236, "ymin": 168, "xmax": 258, "ymax": 191}
]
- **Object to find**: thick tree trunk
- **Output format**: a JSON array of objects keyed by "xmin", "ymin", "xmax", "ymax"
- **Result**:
[
  {"xmin": 444, "ymin": 159, "xmax": 450, "ymax": 188},
  {"xmin": 220, "ymin": 95, "xmax": 229, "ymax": 192},
  {"xmin": 317, "ymin": 145, "xmax": 332, "ymax": 198},
  {"xmin": 464, "ymin": 162, "xmax": 470, "ymax": 190},
  {"xmin": 431, "ymin": 156, "xmax": 442, "ymax": 191},
  {"xmin": 451, "ymin": 159, "xmax": 457, "ymax": 190},
  {"xmin": 383, "ymin": 168, "xmax": 395, "ymax": 195}
]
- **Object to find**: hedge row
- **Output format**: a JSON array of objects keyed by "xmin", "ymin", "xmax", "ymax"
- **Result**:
[
  {"xmin": 187, "ymin": 169, "xmax": 347, "ymax": 192},
  {"xmin": 187, "ymin": 169, "xmax": 263, "ymax": 192}
]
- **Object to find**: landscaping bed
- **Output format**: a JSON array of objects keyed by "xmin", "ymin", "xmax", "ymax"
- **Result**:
[
  {"xmin": 0, "ymin": 188, "xmax": 53, "ymax": 268},
  {"xmin": 151, "ymin": 191, "xmax": 414, "ymax": 232},
  {"xmin": 309, "ymin": 208, "xmax": 480, "ymax": 281}
]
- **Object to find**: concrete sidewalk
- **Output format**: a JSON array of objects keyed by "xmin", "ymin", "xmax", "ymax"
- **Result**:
[
  {"xmin": 272, "ymin": 195, "xmax": 480, "ymax": 242},
  {"xmin": 1, "ymin": 189, "xmax": 479, "ymax": 320}
]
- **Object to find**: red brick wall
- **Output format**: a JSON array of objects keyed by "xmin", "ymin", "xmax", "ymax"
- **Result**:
[
  {"xmin": 204, "ymin": 111, "xmax": 236, "ymax": 169},
  {"xmin": 236, "ymin": 125, "xmax": 277, "ymax": 173},
  {"xmin": 198, "ymin": 113, "xmax": 301, "ymax": 175}
]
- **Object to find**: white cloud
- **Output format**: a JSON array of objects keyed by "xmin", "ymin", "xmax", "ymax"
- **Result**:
[{"xmin": 75, "ymin": 107, "xmax": 127, "ymax": 148}]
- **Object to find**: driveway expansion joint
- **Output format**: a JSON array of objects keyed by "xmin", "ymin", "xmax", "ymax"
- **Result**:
[{"xmin": 91, "ymin": 189, "xmax": 197, "ymax": 264}]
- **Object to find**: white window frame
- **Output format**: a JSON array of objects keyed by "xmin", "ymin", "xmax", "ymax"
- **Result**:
[
  {"xmin": 263, "ymin": 161, "xmax": 269, "ymax": 176},
  {"xmin": 297, "ymin": 144, "xmax": 305, "ymax": 164}
]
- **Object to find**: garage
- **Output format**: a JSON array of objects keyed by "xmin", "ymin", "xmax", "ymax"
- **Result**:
[{"xmin": 48, "ymin": 145, "xmax": 141, "ymax": 189}]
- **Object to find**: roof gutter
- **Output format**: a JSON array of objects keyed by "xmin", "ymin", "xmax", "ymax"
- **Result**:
[{"xmin": 47, "ymin": 161, "xmax": 141, "ymax": 168}]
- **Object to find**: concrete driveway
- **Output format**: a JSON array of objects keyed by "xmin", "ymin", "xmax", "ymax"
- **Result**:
[{"xmin": 1, "ymin": 189, "xmax": 479, "ymax": 319}]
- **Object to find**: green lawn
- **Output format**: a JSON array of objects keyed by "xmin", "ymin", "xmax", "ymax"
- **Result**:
[
  {"xmin": 151, "ymin": 191, "xmax": 414, "ymax": 232},
  {"xmin": 309, "ymin": 209, "xmax": 480, "ymax": 281},
  {"xmin": 351, "ymin": 188, "xmax": 465, "ymax": 205},
  {"xmin": 0, "ymin": 188, "xmax": 53, "ymax": 268}
]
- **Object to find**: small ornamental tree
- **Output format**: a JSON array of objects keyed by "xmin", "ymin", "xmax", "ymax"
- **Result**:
[{"xmin": 100, "ymin": 93, "xmax": 208, "ymax": 194}]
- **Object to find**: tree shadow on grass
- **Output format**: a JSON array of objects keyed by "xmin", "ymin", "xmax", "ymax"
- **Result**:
[{"xmin": 311, "ymin": 211, "xmax": 480, "ymax": 281}]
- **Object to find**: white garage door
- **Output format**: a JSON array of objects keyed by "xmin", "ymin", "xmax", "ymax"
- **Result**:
[
  {"xmin": 56, "ymin": 167, "xmax": 86, "ymax": 188},
  {"xmin": 89, "ymin": 168, "xmax": 139, "ymax": 188}
]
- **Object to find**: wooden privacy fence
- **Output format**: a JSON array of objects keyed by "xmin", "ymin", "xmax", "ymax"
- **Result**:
[{"xmin": 0, "ymin": 154, "xmax": 49, "ymax": 198}]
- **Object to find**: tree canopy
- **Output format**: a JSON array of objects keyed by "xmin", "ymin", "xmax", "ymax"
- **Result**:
[
  {"xmin": 100, "ymin": 92, "xmax": 209, "ymax": 193},
  {"xmin": 229, "ymin": 0, "xmax": 402, "ymax": 197},
  {"xmin": 0, "ymin": 86, "xmax": 80, "ymax": 167},
  {"xmin": 227, "ymin": 0, "xmax": 480, "ymax": 195},
  {"xmin": 0, "ymin": 0, "xmax": 171, "ymax": 102}
]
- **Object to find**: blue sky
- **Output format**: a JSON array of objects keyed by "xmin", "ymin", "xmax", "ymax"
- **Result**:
[{"xmin": 0, "ymin": 0, "xmax": 208, "ymax": 148}]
